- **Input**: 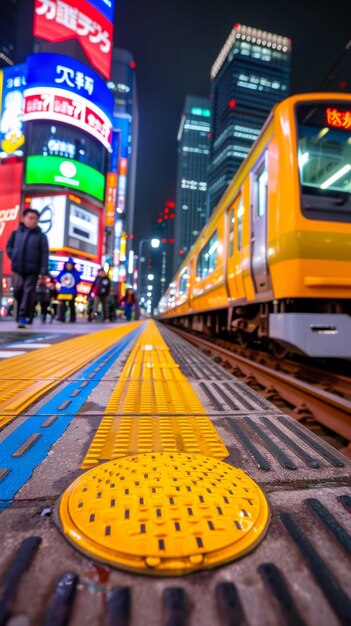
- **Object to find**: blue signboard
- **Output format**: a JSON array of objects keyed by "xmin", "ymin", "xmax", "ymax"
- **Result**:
[
  {"xmin": 26, "ymin": 53, "xmax": 114, "ymax": 120},
  {"xmin": 0, "ymin": 64, "xmax": 26, "ymax": 157},
  {"xmin": 110, "ymin": 130, "xmax": 120, "ymax": 172},
  {"xmin": 113, "ymin": 113, "xmax": 130, "ymax": 159},
  {"xmin": 88, "ymin": 0, "xmax": 115, "ymax": 23}
]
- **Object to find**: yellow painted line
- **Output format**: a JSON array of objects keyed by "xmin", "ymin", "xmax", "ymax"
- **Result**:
[
  {"xmin": 82, "ymin": 320, "xmax": 228, "ymax": 467},
  {"xmin": 0, "ymin": 323, "xmax": 142, "ymax": 429}
]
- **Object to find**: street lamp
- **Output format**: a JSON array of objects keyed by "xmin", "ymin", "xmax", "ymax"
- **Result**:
[{"xmin": 137, "ymin": 238, "xmax": 160, "ymax": 294}]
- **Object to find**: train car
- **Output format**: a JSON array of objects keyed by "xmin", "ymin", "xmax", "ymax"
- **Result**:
[{"xmin": 158, "ymin": 93, "xmax": 351, "ymax": 358}]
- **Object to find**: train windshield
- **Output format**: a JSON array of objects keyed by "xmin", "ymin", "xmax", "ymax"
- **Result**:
[{"xmin": 296, "ymin": 101, "xmax": 351, "ymax": 221}]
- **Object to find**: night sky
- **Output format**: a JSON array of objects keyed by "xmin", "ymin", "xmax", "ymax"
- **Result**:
[{"xmin": 114, "ymin": 0, "xmax": 351, "ymax": 243}]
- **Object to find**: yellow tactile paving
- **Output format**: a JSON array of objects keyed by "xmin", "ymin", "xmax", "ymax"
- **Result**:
[
  {"xmin": 81, "ymin": 320, "xmax": 229, "ymax": 467},
  {"xmin": 0, "ymin": 322, "xmax": 142, "ymax": 429},
  {"xmin": 59, "ymin": 453, "xmax": 270, "ymax": 575}
]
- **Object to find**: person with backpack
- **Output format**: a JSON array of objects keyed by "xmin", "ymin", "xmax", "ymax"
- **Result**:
[
  {"xmin": 55, "ymin": 257, "xmax": 82, "ymax": 323},
  {"xmin": 90, "ymin": 268, "xmax": 111, "ymax": 322}
]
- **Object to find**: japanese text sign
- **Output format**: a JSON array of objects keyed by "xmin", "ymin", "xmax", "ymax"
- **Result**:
[
  {"xmin": 326, "ymin": 107, "xmax": 351, "ymax": 130},
  {"xmin": 24, "ymin": 87, "xmax": 113, "ymax": 150},
  {"xmin": 33, "ymin": 0, "xmax": 114, "ymax": 79},
  {"xmin": 26, "ymin": 53, "xmax": 113, "ymax": 119}
]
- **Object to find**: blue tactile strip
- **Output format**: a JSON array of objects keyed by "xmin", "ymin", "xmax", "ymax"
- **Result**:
[{"xmin": 0, "ymin": 326, "xmax": 144, "ymax": 510}]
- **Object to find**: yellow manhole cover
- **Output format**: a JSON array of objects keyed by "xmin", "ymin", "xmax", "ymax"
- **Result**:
[{"xmin": 58, "ymin": 453, "xmax": 270, "ymax": 575}]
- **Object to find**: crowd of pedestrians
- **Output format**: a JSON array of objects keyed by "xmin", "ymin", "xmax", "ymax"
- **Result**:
[{"xmin": 5, "ymin": 208, "xmax": 140, "ymax": 327}]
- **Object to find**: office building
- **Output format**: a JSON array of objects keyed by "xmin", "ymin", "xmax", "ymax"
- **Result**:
[
  {"xmin": 0, "ymin": 0, "xmax": 17, "ymax": 67},
  {"xmin": 208, "ymin": 23, "xmax": 291, "ymax": 214},
  {"xmin": 173, "ymin": 96, "xmax": 212, "ymax": 273},
  {"xmin": 108, "ymin": 49, "xmax": 138, "ymax": 241}
]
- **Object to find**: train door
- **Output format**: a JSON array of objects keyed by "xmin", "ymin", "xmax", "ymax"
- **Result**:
[
  {"xmin": 227, "ymin": 194, "xmax": 245, "ymax": 301},
  {"xmin": 250, "ymin": 153, "xmax": 272, "ymax": 294}
]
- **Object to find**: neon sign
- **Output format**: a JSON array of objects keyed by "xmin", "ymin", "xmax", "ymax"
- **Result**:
[
  {"xmin": 25, "ymin": 155, "xmax": 105, "ymax": 201},
  {"xmin": 0, "ymin": 65, "xmax": 26, "ymax": 157},
  {"xmin": 24, "ymin": 87, "xmax": 112, "ymax": 150},
  {"xmin": 326, "ymin": 107, "xmax": 351, "ymax": 130},
  {"xmin": 33, "ymin": 0, "xmax": 113, "ymax": 79},
  {"xmin": 26, "ymin": 53, "xmax": 113, "ymax": 118}
]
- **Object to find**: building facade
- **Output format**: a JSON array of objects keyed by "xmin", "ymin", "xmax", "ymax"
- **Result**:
[
  {"xmin": 106, "ymin": 48, "xmax": 139, "ymax": 291},
  {"xmin": 0, "ymin": 0, "xmax": 116, "ymax": 302},
  {"xmin": 208, "ymin": 23, "xmax": 291, "ymax": 214},
  {"xmin": 0, "ymin": 0, "xmax": 17, "ymax": 67},
  {"xmin": 173, "ymin": 96, "xmax": 212, "ymax": 274}
]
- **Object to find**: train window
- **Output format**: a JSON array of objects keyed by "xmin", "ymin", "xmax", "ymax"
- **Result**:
[
  {"xmin": 257, "ymin": 167, "xmax": 268, "ymax": 217},
  {"xmin": 197, "ymin": 231, "xmax": 218, "ymax": 279},
  {"xmin": 237, "ymin": 198, "xmax": 244, "ymax": 250},
  {"xmin": 296, "ymin": 101, "xmax": 351, "ymax": 222},
  {"xmin": 179, "ymin": 268, "xmax": 189, "ymax": 295},
  {"xmin": 229, "ymin": 209, "xmax": 235, "ymax": 257}
]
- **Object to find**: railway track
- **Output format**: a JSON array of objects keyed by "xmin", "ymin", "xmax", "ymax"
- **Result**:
[{"xmin": 168, "ymin": 326, "xmax": 351, "ymax": 458}]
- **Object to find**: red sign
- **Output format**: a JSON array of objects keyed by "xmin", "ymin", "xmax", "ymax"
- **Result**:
[
  {"xmin": 24, "ymin": 87, "xmax": 112, "ymax": 149},
  {"xmin": 33, "ymin": 0, "xmax": 113, "ymax": 79},
  {"xmin": 326, "ymin": 107, "xmax": 351, "ymax": 130},
  {"xmin": 0, "ymin": 162, "xmax": 23, "ymax": 275}
]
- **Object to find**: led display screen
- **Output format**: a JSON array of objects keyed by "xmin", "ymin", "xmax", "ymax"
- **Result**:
[
  {"xmin": 326, "ymin": 107, "xmax": 351, "ymax": 130},
  {"xmin": 0, "ymin": 65, "xmax": 26, "ymax": 158},
  {"xmin": 26, "ymin": 121, "xmax": 107, "ymax": 174},
  {"xmin": 67, "ymin": 200, "xmax": 99, "ymax": 256},
  {"xmin": 25, "ymin": 155, "xmax": 105, "ymax": 201},
  {"xmin": 33, "ymin": 0, "xmax": 113, "ymax": 79},
  {"xmin": 24, "ymin": 87, "xmax": 112, "ymax": 150},
  {"xmin": 25, "ymin": 53, "xmax": 113, "ymax": 119},
  {"xmin": 28, "ymin": 195, "xmax": 101, "ymax": 259},
  {"xmin": 29, "ymin": 194, "xmax": 66, "ymax": 249},
  {"xmin": 48, "ymin": 255, "xmax": 99, "ymax": 283}
]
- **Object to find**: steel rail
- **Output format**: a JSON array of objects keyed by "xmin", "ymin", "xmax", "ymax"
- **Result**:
[{"xmin": 170, "ymin": 327, "xmax": 351, "ymax": 448}]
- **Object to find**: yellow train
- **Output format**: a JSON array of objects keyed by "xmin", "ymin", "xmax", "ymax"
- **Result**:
[{"xmin": 158, "ymin": 93, "xmax": 351, "ymax": 358}]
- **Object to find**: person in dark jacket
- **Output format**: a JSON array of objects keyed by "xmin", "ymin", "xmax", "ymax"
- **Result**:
[
  {"xmin": 35, "ymin": 276, "xmax": 52, "ymax": 323},
  {"xmin": 90, "ymin": 268, "xmax": 111, "ymax": 322},
  {"xmin": 56, "ymin": 257, "xmax": 82, "ymax": 322},
  {"xmin": 6, "ymin": 208, "xmax": 49, "ymax": 328}
]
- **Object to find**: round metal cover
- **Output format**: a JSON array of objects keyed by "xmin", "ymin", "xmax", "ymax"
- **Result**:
[{"xmin": 57, "ymin": 453, "xmax": 270, "ymax": 575}]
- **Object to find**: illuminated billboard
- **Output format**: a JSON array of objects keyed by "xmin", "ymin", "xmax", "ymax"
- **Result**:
[
  {"xmin": 29, "ymin": 194, "xmax": 67, "ymax": 249},
  {"xmin": 0, "ymin": 162, "xmax": 23, "ymax": 275},
  {"xmin": 48, "ymin": 255, "xmax": 100, "ymax": 284},
  {"xmin": 25, "ymin": 155, "xmax": 105, "ymax": 201},
  {"xmin": 24, "ymin": 87, "xmax": 112, "ymax": 150},
  {"xmin": 88, "ymin": 0, "xmax": 115, "ymax": 22},
  {"xmin": 0, "ymin": 65, "xmax": 26, "ymax": 158},
  {"xmin": 33, "ymin": 0, "xmax": 114, "ymax": 79},
  {"xmin": 26, "ymin": 121, "xmax": 107, "ymax": 174},
  {"xmin": 67, "ymin": 200, "xmax": 99, "ymax": 256},
  {"xmin": 25, "ymin": 53, "xmax": 113, "ymax": 119},
  {"xmin": 28, "ymin": 194, "xmax": 101, "ymax": 259}
]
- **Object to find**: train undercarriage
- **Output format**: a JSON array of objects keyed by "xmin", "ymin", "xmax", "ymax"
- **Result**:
[{"xmin": 163, "ymin": 299, "xmax": 351, "ymax": 358}]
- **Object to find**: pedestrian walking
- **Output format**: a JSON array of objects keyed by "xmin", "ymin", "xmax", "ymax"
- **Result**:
[
  {"xmin": 90, "ymin": 268, "xmax": 111, "ymax": 322},
  {"xmin": 122, "ymin": 287, "xmax": 135, "ymax": 321},
  {"xmin": 56, "ymin": 257, "xmax": 82, "ymax": 322},
  {"xmin": 6, "ymin": 208, "xmax": 49, "ymax": 328},
  {"xmin": 35, "ymin": 276, "xmax": 52, "ymax": 323}
]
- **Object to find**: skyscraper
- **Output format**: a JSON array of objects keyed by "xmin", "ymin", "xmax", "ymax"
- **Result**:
[
  {"xmin": 208, "ymin": 23, "xmax": 291, "ymax": 214},
  {"xmin": 108, "ymin": 48, "xmax": 139, "ymax": 243},
  {"xmin": 0, "ymin": 0, "xmax": 17, "ymax": 67},
  {"xmin": 173, "ymin": 96, "xmax": 212, "ymax": 274}
]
